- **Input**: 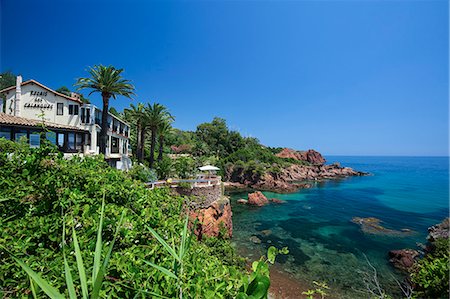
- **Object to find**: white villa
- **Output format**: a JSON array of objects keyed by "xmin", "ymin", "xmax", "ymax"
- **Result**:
[{"xmin": 0, "ymin": 76, "xmax": 132, "ymax": 170}]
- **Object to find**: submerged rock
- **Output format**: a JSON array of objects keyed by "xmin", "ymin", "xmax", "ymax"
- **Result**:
[
  {"xmin": 261, "ymin": 229, "xmax": 272, "ymax": 236},
  {"xmin": 237, "ymin": 199, "xmax": 248, "ymax": 204},
  {"xmin": 250, "ymin": 236, "xmax": 262, "ymax": 244},
  {"xmin": 388, "ymin": 249, "xmax": 419, "ymax": 272},
  {"xmin": 270, "ymin": 198, "xmax": 286, "ymax": 204},
  {"xmin": 351, "ymin": 217, "xmax": 414, "ymax": 237},
  {"xmin": 248, "ymin": 191, "xmax": 269, "ymax": 206}
]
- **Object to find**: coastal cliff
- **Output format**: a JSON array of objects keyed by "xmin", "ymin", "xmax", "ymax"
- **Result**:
[{"xmin": 224, "ymin": 148, "xmax": 368, "ymax": 193}]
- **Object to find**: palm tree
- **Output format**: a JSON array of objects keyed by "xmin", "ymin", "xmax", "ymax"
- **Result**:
[
  {"xmin": 146, "ymin": 103, "xmax": 174, "ymax": 168},
  {"xmin": 157, "ymin": 120, "xmax": 173, "ymax": 162},
  {"xmin": 75, "ymin": 65, "xmax": 135, "ymax": 155},
  {"xmin": 124, "ymin": 103, "xmax": 147, "ymax": 162}
]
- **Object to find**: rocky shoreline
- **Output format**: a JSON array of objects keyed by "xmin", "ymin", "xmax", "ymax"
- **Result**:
[{"xmin": 224, "ymin": 149, "xmax": 369, "ymax": 193}]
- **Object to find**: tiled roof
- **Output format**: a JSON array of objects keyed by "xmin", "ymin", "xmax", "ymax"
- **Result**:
[
  {"xmin": 0, "ymin": 113, "xmax": 88, "ymax": 132},
  {"xmin": 0, "ymin": 80, "xmax": 83, "ymax": 104}
]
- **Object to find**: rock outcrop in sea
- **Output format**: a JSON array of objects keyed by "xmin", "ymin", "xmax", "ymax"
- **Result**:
[
  {"xmin": 388, "ymin": 249, "xmax": 420, "ymax": 271},
  {"xmin": 224, "ymin": 148, "xmax": 368, "ymax": 193},
  {"xmin": 275, "ymin": 148, "xmax": 326, "ymax": 165},
  {"xmin": 387, "ymin": 218, "xmax": 449, "ymax": 272},
  {"xmin": 427, "ymin": 217, "xmax": 449, "ymax": 242},
  {"xmin": 247, "ymin": 191, "xmax": 269, "ymax": 206}
]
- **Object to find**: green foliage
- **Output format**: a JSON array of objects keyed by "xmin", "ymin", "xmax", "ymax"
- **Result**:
[
  {"xmin": 0, "ymin": 71, "xmax": 16, "ymax": 112},
  {"xmin": 155, "ymin": 156, "xmax": 173, "ymax": 180},
  {"xmin": 144, "ymin": 215, "xmax": 194, "ymax": 298},
  {"xmin": 127, "ymin": 164, "xmax": 157, "ymax": 182},
  {"xmin": 410, "ymin": 238, "xmax": 449, "ymax": 298},
  {"xmin": 177, "ymin": 182, "xmax": 192, "ymax": 189},
  {"xmin": 56, "ymin": 86, "xmax": 90, "ymax": 103},
  {"xmin": 9, "ymin": 197, "xmax": 126, "ymax": 299},
  {"xmin": 55, "ymin": 86, "xmax": 72, "ymax": 96},
  {"xmin": 0, "ymin": 139, "xmax": 245, "ymax": 298},
  {"xmin": 195, "ymin": 117, "xmax": 244, "ymax": 158},
  {"xmin": 75, "ymin": 65, "xmax": 135, "ymax": 155},
  {"xmin": 173, "ymin": 156, "xmax": 196, "ymax": 179},
  {"xmin": 302, "ymin": 281, "xmax": 330, "ymax": 299},
  {"xmin": 237, "ymin": 246, "xmax": 289, "ymax": 299}
]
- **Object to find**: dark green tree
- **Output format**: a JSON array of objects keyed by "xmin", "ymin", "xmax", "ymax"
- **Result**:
[
  {"xmin": 55, "ymin": 86, "xmax": 71, "ymax": 96},
  {"xmin": 75, "ymin": 65, "xmax": 135, "ymax": 155},
  {"xmin": 0, "ymin": 71, "xmax": 16, "ymax": 113},
  {"xmin": 145, "ymin": 103, "xmax": 174, "ymax": 168},
  {"xmin": 124, "ymin": 103, "xmax": 147, "ymax": 162},
  {"xmin": 157, "ymin": 120, "xmax": 173, "ymax": 161}
]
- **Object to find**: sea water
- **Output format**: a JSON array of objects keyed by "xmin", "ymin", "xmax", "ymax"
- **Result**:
[{"xmin": 229, "ymin": 156, "xmax": 449, "ymax": 298}]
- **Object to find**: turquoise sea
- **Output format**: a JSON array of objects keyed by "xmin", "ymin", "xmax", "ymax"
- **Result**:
[{"xmin": 229, "ymin": 156, "xmax": 449, "ymax": 298}]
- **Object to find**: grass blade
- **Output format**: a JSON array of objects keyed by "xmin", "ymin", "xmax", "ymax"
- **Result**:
[
  {"xmin": 13, "ymin": 257, "xmax": 64, "ymax": 299},
  {"xmin": 145, "ymin": 224, "xmax": 181, "ymax": 262},
  {"xmin": 91, "ymin": 210, "xmax": 126, "ymax": 299},
  {"xmin": 92, "ymin": 196, "xmax": 106, "ymax": 285},
  {"xmin": 73, "ymin": 228, "xmax": 89, "ymax": 299},
  {"xmin": 178, "ymin": 216, "xmax": 189, "ymax": 259},
  {"xmin": 64, "ymin": 253, "xmax": 77, "ymax": 299},
  {"xmin": 143, "ymin": 260, "xmax": 178, "ymax": 280},
  {"xmin": 29, "ymin": 276, "xmax": 38, "ymax": 299},
  {"xmin": 62, "ymin": 219, "xmax": 77, "ymax": 299}
]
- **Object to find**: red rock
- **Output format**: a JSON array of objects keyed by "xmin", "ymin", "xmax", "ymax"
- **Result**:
[
  {"xmin": 388, "ymin": 249, "xmax": 419, "ymax": 271},
  {"xmin": 189, "ymin": 197, "xmax": 232, "ymax": 240},
  {"xmin": 247, "ymin": 191, "xmax": 269, "ymax": 206},
  {"xmin": 276, "ymin": 148, "xmax": 326, "ymax": 165}
]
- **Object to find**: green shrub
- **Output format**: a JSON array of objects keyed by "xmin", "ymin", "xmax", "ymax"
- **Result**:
[
  {"xmin": 127, "ymin": 164, "xmax": 157, "ymax": 182},
  {"xmin": 0, "ymin": 139, "xmax": 245, "ymax": 298},
  {"xmin": 410, "ymin": 238, "xmax": 449, "ymax": 298}
]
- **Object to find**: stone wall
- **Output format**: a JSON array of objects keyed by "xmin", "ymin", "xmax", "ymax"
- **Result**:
[{"xmin": 175, "ymin": 184, "xmax": 222, "ymax": 209}]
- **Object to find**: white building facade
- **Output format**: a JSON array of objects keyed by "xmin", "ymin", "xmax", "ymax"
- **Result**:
[{"xmin": 0, "ymin": 76, "xmax": 132, "ymax": 170}]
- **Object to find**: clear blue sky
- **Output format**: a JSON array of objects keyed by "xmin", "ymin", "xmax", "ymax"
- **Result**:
[{"xmin": 1, "ymin": 0, "xmax": 448, "ymax": 156}]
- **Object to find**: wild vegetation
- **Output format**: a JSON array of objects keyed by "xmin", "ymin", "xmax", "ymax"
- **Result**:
[{"xmin": 0, "ymin": 139, "xmax": 252, "ymax": 298}]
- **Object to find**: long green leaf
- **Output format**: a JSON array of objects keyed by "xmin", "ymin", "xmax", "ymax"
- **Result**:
[
  {"xmin": 13, "ymin": 257, "xmax": 64, "ymax": 299},
  {"xmin": 91, "ymin": 210, "xmax": 126, "ymax": 299},
  {"xmin": 145, "ymin": 224, "xmax": 181, "ymax": 262},
  {"xmin": 29, "ymin": 276, "xmax": 38, "ymax": 299},
  {"xmin": 143, "ymin": 260, "xmax": 178, "ymax": 280},
  {"xmin": 63, "ymin": 219, "xmax": 77, "ymax": 299},
  {"xmin": 64, "ymin": 253, "xmax": 77, "ymax": 299},
  {"xmin": 178, "ymin": 216, "xmax": 189, "ymax": 259},
  {"xmin": 93, "ymin": 196, "xmax": 106, "ymax": 285},
  {"xmin": 73, "ymin": 228, "xmax": 89, "ymax": 299}
]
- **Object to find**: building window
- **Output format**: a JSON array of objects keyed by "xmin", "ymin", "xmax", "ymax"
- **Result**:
[
  {"xmin": 76, "ymin": 133, "xmax": 83, "ymax": 151},
  {"xmin": 57, "ymin": 133, "xmax": 65, "ymax": 148},
  {"xmin": 111, "ymin": 137, "xmax": 119, "ymax": 154},
  {"xmin": 29, "ymin": 133, "xmax": 41, "ymax": 148},
  {"xmin": 57, "ymin": 103, "xmax": 64, "ymax": 115},
  {"xmin": 86, "ymin": 108, "xmax": 90, "ymax": 123},
  {"xmin": 15, "ymin": 130, "xmax": 27, "ymax": 142},
  {"xmin": 0, "ymin": 127, "xmax": 11, "ymax": 140},
  {"xmin": 68, "ymin": 133, "xmax": 75, "ymax": 150},
  {"xmin": 46, "ymin": 131, "xmax": 57, "ymax": 145},
  {"xmin": 69, "ymin": 105, "xmax": 79, "ymax": 115}
]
